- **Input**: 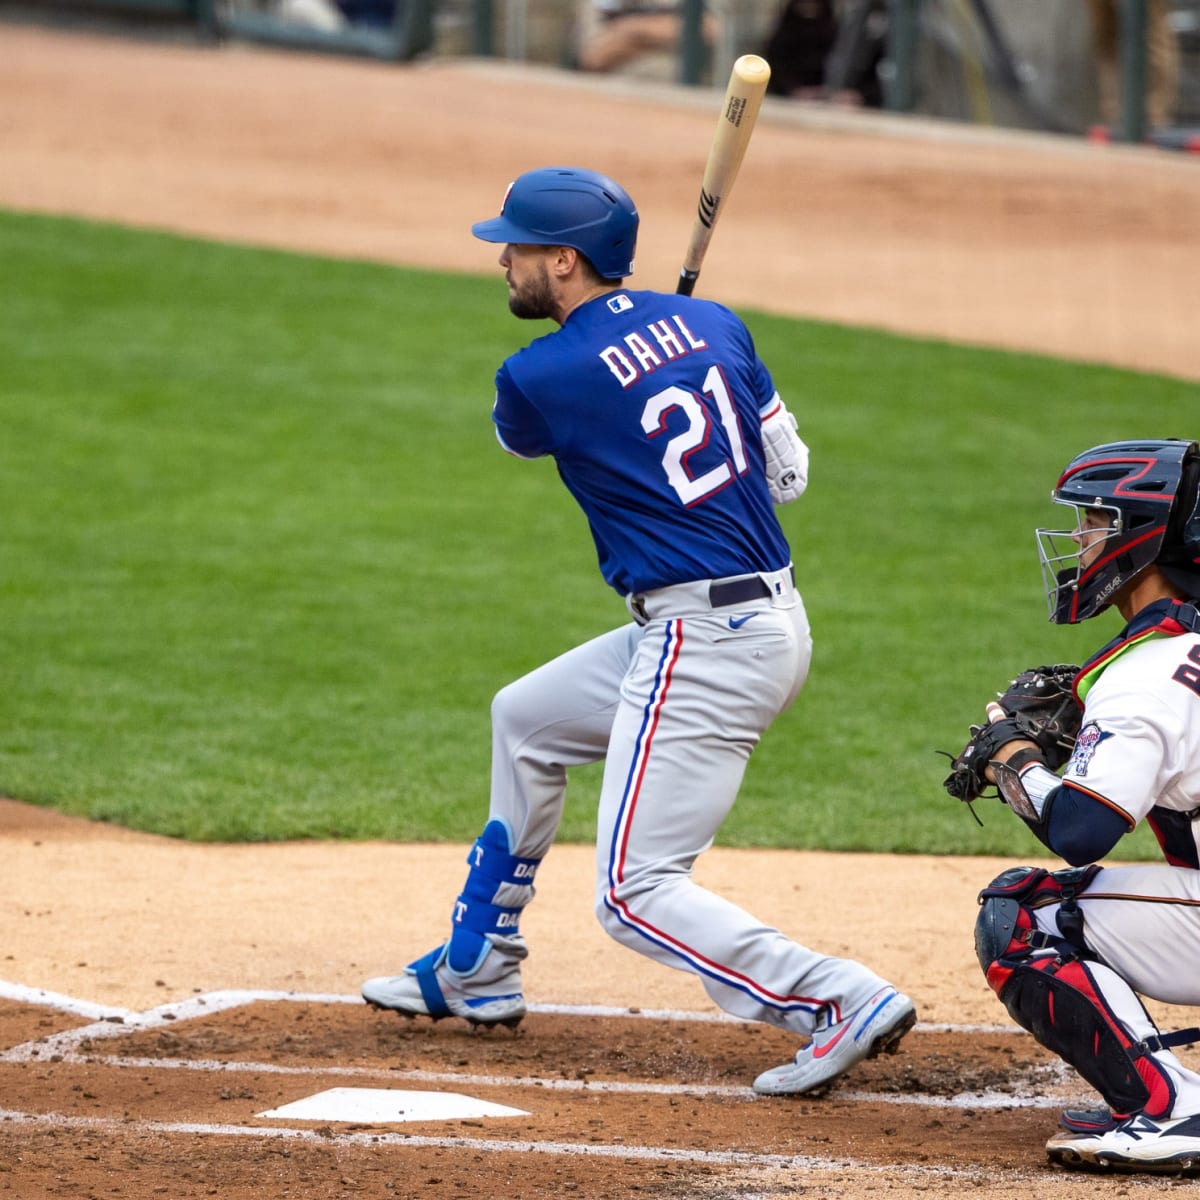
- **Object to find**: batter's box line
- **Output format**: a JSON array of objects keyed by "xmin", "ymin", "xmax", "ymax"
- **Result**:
[
  {"xmin": 0, "ymin": 978, "xmax": 1023, "ymax": 1064},
  {"xmin": 0, "ymin": 979, "xmax": 1091, "ymax": 1116},
  {"xmin": 0, "ymin": 982, "xmax": 765, "ymax": 1028},
  {"xmin": 0, "ymin": 984, "xmax": 361, "ymax": 1061},
  {"xmin": 0, "ymin": 1106, "xmax": 1016, "ymax": 1183},
  {"xmin": 0, "ymin": 1048, "xmax": 1090, "ymax": 1112}
]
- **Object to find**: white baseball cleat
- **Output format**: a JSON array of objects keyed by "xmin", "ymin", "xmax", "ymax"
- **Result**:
[
  {"xmin": 752, "ymin": 986, "xmax": 917, "ymax": 1097},
  {"xmin": 362, "ymin": 942, "xmax": 526, "ymax": 1030},
  {"xmin": 1046, "ymin": 1112, "xmax": 1200, "ymax": 1175}
]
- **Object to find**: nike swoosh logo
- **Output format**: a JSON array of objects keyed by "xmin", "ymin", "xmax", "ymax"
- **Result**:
[
  {"xmin": 810, "ymin": 1021, "xmax": 854, "ymax": 1059},
  {"xmin": 728, "ymin": 613, "xmax": 760, "ymax": 629}
]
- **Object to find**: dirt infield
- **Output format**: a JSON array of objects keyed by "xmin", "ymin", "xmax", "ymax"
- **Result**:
[
  {"xmin": 0, "ymin": 992, "xmax": 1096, "ymax": 1198},
  {"xmin": 2, "ymin": 21, "xmax": 1200, "ymax": 1199}
]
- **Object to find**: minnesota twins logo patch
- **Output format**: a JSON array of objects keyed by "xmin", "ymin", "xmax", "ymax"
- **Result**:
[{"xmin": 1068, "ymin": 721, "xmax": 1112, "ymax": 777}]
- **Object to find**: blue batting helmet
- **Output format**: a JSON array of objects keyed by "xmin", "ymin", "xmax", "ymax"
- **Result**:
[{"xmin": 471, "ymin": 167, "xmax": 638, "ymax": 280}]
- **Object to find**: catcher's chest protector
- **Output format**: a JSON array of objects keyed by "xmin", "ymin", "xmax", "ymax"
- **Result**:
[{"xmin": 975, "ymin": 865, "xmax": 1175, "ymax": 1118}]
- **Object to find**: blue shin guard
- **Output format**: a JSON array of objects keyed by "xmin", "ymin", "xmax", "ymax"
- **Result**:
[{"xmin": 407, "ymin": 820, "xmax": 540, "ymax": 1012}]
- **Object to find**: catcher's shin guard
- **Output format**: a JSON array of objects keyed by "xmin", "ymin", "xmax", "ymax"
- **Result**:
[{"xmin": 975, "ymin": 866, "xmax": 1175, "ymax": 1118}]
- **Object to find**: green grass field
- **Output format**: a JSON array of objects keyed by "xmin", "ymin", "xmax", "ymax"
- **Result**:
[{"xmin": 1, "ymin": 209, "xmax": 1196, "ymax": 857}]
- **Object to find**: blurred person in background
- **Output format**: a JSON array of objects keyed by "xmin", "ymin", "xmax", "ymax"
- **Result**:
[
  {"xmin": 574, "ymin": 0, "xmax": 715, "ymax": 76},
  {"xmin": 1088, "ymin": 0, "xmax": 1180, "ymax": 128},
  {"xmin": 760, "ymin": 0, "xmax": 885, "ymax": 108}
]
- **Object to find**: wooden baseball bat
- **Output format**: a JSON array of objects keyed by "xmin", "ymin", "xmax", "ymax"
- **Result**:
[{"xmin": 676, "ymin": 54, "xmax": 771, "ymax": 296}]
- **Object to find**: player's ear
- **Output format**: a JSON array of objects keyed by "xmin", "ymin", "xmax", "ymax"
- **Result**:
[{"xmin": 551, "ymin": 245, "xmax": 580, "ymax": 279}]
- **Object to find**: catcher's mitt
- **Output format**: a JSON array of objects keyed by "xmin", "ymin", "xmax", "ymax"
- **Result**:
[
  {"xmin": 993, "ymin": 664, "xmax": 1082, "ymax": 763},
  {"xmin": 942, "ymin": 664, "xmax": 1083, "ymax": 812}
]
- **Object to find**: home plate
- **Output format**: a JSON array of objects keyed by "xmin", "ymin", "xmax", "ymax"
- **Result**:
[{"xmin": 258, "ymin": 1087, "xmax": 530, "ymax": 1124}]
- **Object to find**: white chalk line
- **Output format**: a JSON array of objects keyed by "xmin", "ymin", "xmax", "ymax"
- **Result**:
[
  {"xmin": 0, "ymin": 1048, "xmax": 1079, "ymax": 1111},
  {"xmin": 0, "ymin": 978, "xmax": 1086, "ymax": 1113},
  {"xmin": 0, "ymin": 978, "xmax": 1022, "ymax": 1035},
  {"xmin": 0, "ymin": 1107, "xmax": 998, "ymax": 1181}
]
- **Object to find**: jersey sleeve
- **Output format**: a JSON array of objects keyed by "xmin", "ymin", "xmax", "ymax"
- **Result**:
[
  {"xmin": 491, "ymin": 361, "xmax": 553, "ymax": 460},
  {"xmin": 1061, "ymin": 686, "xmax": 1186, "ymax": 828},
  {"xmin": 707, "ymin": 302, "xmax": 778, "ymax": 411},
  {"xmin": 736, "ymin": 318, "xmax": 778, "ymax": 414},
  {"xmin": 1044, "ymin": 783, "xmax": 1135, "ymax": 864}
]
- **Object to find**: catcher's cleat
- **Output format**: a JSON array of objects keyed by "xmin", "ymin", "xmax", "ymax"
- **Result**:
[
  {"xmin": 1059, "ymin": 1107, "xmax": 1122, "ymax": 1135},
  {"xmin": 751, "ymin": 986, "xmax": 916, "ymax": 1097},
  {"xmin": 361, "ymin": 942, "xmax": 526, "ymax": 1030},
  {"xmin": 1046, "ymin": 1112, "xmax": 1200, "ymax": 1175}
]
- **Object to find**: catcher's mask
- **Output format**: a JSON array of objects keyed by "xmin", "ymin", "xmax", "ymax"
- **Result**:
[
  {"xmin": 471, "ymin": 166, "xmax": 638, "ymax": 281},
  {"xmin": 1037, "ymin": 439, "xmax": 1200, "ymax": 624}
]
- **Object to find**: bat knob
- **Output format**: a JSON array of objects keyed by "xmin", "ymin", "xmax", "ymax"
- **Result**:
[{"xmin": 734, "ymin": 54, "xmax": 771, "ymax": 86}]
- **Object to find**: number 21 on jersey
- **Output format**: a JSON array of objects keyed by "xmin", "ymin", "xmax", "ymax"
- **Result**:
[{"xmin": 640, "ymin": 365, "xmax": 748, "ymax": 506}]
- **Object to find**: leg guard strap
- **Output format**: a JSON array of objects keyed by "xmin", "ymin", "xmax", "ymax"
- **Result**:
[
  {"xmin": 1142, "ymin": 1028, "xmax": 1200, "ymax": 1054},
  {"xmin": 407, "ymin": 945, "xmax": 453, "ymax": 1018},
  {"xmin": 465, "ymin": 820, "xmax": 541, "ymax": 886},
  {"xmin": 452, "ymin": 896, "xmax": 523, "ymax": 936}
]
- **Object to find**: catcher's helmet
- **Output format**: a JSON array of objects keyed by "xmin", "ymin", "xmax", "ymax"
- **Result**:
[
  {"xmin": 1038, "ymin": 439, "xmax": 1200, "ymax": 623},
  {"xmin": 471, "ymin": 166, "xmax": 638, "ymax": 280}
]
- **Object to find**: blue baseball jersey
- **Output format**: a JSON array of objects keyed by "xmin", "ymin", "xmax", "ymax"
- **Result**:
[{"xmin": 492, "ymin": 289, "xmax": 793, "ymax": 596}]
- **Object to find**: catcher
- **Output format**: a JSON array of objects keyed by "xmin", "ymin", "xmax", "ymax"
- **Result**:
[{"xmin": 944, "ymin": 439, "xmax": 1200, "ymax": 1176}]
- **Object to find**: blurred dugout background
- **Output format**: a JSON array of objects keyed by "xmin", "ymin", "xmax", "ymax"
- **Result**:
[{"xmin": 4, "ymin": 0, "xmax": 1199, "ymax": 143}]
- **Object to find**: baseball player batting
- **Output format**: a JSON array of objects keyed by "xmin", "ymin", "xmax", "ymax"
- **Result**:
[
  {"xmin": 362, "ymin": 166, "xmax": 915, "ymax": 1095},
  {"xmin": 944, "ymin": 439, "xmax": 1200, "ymax": 1175}
]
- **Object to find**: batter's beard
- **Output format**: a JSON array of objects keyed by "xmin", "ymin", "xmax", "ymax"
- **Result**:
[{"xmin": 507, "ymin": 261, "xmax": 555, "ymax": 320}]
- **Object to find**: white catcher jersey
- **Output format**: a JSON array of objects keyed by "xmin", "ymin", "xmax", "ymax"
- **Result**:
[{"xmin": 1065, "ymin": 630, "xmax": 1200, "ymax": 866}]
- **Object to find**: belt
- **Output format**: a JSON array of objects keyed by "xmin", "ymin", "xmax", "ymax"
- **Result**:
[{"xmin": 708, "ymin": 566, "xmax": 796, "ymax": 609}]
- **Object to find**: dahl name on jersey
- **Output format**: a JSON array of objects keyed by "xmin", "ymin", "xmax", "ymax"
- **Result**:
[{"xmin": 598, "ymin": 297, "xmax": 708, "ymax": 389}]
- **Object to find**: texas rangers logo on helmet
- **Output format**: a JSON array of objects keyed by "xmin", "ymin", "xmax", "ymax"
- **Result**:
[{"xmin": 1067, "ymin": 721, "xmax": 1112, "ymax": 777}]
